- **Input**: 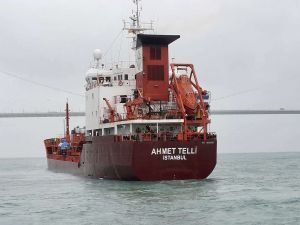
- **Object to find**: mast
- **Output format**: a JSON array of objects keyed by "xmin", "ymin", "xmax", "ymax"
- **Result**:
[
  {"xmin": 123, "ymin": 0, "xmax": 153, "ymax": 49},
  {"xmin": 136, "ymin": 0, "xmax": 140, "ymax": 28},
  {"xmin": 65, "ymin": 101, "xmax": 70, "ymax": 141}
]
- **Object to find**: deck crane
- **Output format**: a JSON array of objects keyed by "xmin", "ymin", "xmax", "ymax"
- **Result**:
[{"xmin": 103, "ymin": 98, "xmax": 121, "ymax": 122}]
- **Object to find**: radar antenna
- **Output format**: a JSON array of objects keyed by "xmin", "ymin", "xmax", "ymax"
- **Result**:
[{"xmin": 93, "ymin": 49, "xmax": 102, "ymax": 68}]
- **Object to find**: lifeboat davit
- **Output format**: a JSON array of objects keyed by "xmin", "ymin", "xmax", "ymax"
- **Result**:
[{"xmin": 176, "ymin": 75, "xmax": 197, "ymax": 114}]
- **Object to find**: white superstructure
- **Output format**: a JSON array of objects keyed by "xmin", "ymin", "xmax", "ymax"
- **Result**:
[{"xmin": 85, "ymin": 61, "xmax": 137, "ymax": 130}]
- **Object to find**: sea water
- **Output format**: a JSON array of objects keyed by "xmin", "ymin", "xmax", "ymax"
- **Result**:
[{"xmin": 0, "ymin": 153, "xmax": 299, "ymax": 225}]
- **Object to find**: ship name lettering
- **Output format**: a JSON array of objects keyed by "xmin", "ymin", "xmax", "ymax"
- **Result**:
[
  {"xmin": 178, "ymin": 147, "xmax": 197, "ymax": 155},
  {"xmin": 151, "ymin": 147, "xmax": 197, "ymax": 155},
  {"xmin": 151, "ymin": 148, "xmax": 176, "ymax": 155},
  {"xmin": 163, "ymin": 155, "xmax": 187, "ymax": 161}
]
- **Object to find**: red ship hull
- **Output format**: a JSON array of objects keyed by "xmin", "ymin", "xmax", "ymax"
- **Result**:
[{"xmin": 47, "ymin": 136, "xmax": 217, "ymax": 181}]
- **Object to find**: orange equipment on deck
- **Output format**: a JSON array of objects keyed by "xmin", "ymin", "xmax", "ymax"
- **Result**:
[
  {"xmin": 124, "ymin": 97, "xmax": 144, "ymax": 120},
  {"xmin": 175, "ymin": 75, "xmax": 198, "ymax": 114},
  {"xmin": 170, "ymin": 63, "xmax": 209, "ymax": 141},
  {"xmin": 103, "ymin": 98, "xmax": 121, "ymax": 122}
]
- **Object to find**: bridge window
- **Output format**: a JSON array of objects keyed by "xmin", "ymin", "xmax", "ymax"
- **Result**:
[
  {"xmin": 124, "ymin": 74, "xmax": 128, "ymax": 80},
  {"xmin": 147, "ymin": 65, "xmax": 164, "ymax": 81}
]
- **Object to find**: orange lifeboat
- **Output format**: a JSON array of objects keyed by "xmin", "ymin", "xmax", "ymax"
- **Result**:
[{"xmin": 176, "ymin": 75, "xmax": 197, "ymax": 114}]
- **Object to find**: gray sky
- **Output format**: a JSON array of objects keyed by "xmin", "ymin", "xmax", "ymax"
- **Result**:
[{"xmin": 0, "ymin": 0, "xmax": 300, "ymax": 157}]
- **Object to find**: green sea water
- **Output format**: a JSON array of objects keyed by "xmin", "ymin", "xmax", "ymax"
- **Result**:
[{"xmin": 0, "ymin": 152, "xmax": 299, "ymax": 225}]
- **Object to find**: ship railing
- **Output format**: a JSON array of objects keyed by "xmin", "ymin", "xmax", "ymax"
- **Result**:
[
  {"xmin": 104, "ymin": 60, "xmax": 136, "ymax": 69},
  {"xmin": 86, "ymin": 79, "xmax": 136, "ymax": 91},
  {"xmin": 100, "ymin": 111, "xmax": 184, "ymax": 124},
  {"xmin": 116, "ymin": 132, "xmax": 177, "ymax": 142},
  {"xmin": 113, "ymin": 131, "xmax": 216, "ymax": 142},
  {"xmin": 123, "ymin": 21, "xmax": 154, "ymax": 33},
  {"xmin": 114, "ymin": 132, "xmax": 177, "ymax": 142}
]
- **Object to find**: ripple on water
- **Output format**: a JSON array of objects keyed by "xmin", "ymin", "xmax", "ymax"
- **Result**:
[{"xmin": 0, "ymin": 153, "xmax": 299, "ymax": 225}]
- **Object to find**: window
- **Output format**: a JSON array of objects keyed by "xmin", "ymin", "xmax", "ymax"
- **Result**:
[
  {"xmin": 150, "ymin": 47, "xmax": 161, "ymax": 60},
  {"xmin": 118, "ymin": 74, "xmax": 123, "ymax": 80},
  {"xmin": 120, "ymin": 95, "xmax": 127, "ymax": 103},
  {"xmin": 147, "ymin": 65, "xmax": 164, "ymax": 80},
  {"xmin": 124, "ymin": 74, "xmax": 128, "ymax": 80}
]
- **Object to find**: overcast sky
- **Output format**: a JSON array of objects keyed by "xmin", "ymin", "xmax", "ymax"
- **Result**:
[{"xmin": 0, "ymin": 0, "xmax": 300, "ymax": 157}]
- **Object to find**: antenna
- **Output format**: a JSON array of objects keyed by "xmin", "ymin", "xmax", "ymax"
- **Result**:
[{"xmin": 124, "ymin": 0, "xmax": 154, "ymax": 49}]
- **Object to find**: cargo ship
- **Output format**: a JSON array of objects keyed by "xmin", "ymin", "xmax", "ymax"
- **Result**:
[{"xmin": 44, "ymin": 0, "xmax": 217, "ymax": 181}]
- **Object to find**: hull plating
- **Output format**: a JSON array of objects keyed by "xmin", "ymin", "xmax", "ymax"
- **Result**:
[{"xmin": 47, "ymin": 136, "xmax": 217, "ymax": 181}]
